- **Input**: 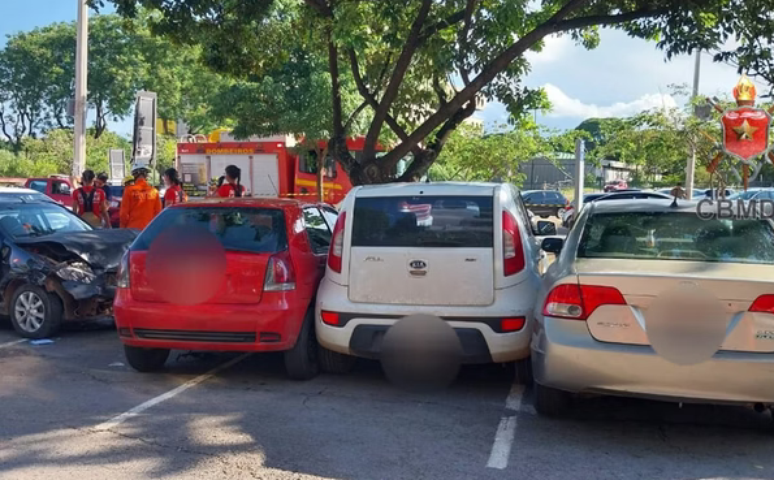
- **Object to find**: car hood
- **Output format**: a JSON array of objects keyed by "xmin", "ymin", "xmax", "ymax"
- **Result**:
[{"xmin": 14, "ymin": 229, "xmax": 139, "ymax": 270}]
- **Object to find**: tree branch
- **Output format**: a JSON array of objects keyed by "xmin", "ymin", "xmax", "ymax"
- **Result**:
[
  {"xmin": 432, "ymin": 74, "xmax": 448, "ymax": 106},
  {"xmin": 554, "ymin": 6, "xmax": 671, "ymax": 32},
  {"xmin": 326, "ymin": 28, "xmax": 357, "ymax": 177},
  {"xmin": 348, "ymin": 48, "xmax": 421, "ymax": 154},
  {"xmin": 397, "ymin": 100, "xmax": 476, "ymax": 182},
  {"xmin": 417, "ymin": 9, "xmax": 467, "ymax": 44},
  {"xmin": 363, "ymin": 0, "xmax": 433, "ymax": 160},
  {"xmin": 456, "ymin": 0, "xmax": 477, "ymax": 85},
  {"xmin": 303, "ymin": 0, "xmax": 332, "ymax": 17},
  {"xmin": 343, "ymin": 101, "xmax": 367, "ymax": 132},
  {"xmin": 381, "ymin": 0, "xmax": 678, "ymax": 172},
  {"xmin": 0, "ymin": 108, "xmax": 13, "ymax": 144}
]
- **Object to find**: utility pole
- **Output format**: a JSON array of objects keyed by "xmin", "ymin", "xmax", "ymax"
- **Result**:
[
  {"xmin": 686, "ymin": 49, "xmax": 701, "ymax": 200},
  {"xmin": 575, "ymin": 139, "xmax": 585, "ymax": 212},
  {"xmin": 72, "ymin": 0, "xmax": 88, "ymax": 181}
]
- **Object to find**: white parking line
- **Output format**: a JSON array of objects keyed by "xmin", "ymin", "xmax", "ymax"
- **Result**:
[
  {"xmin": 486, "ymin": 416, "xmax": 518, "ymax": 469},
  {"xmin": 0, "ymin": 339, "xmax": 26, "ymax": 349},
  {"xmin": 505, "ymin": 384, "xmax": 524, "ymax": 412},
  {"xmin": 93, "ymin": 353, "xmax": 250, "ymax": 432},
  {"xmin": 486, "ymin": 383, "xmax": 524, "ymax": 470}
]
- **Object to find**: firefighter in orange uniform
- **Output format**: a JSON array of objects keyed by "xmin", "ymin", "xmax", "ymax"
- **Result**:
[{"xmin": 120, "ymin": 164, "xmax": 162, "ymax": 230}]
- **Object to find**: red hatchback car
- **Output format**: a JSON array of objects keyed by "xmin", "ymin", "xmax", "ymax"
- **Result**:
[{"xmin": 113, "ymin": 198, "xmax": 339, "ymax": 379}]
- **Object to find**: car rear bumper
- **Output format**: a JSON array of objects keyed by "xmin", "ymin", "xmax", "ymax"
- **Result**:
[
  {"xmin": 113, "ymin": 288, "xmax": 308, "ymax": 352},
  {"xmin": 532, "ymin": 317, "xmax": 774, "ymax": 405},
  {"xmin": 315, "ymin": 277, "xmax": 537, "ymax": 363}
]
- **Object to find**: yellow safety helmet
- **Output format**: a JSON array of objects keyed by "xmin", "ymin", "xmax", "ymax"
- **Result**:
[{"xmin": 123, "ymin": 175, "xmax": 135, "ymax": 186}]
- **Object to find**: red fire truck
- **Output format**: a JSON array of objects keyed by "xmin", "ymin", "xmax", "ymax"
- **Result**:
[{"xmin": 176, "ymin": 133, "xmax": 377, "ymax": 205}]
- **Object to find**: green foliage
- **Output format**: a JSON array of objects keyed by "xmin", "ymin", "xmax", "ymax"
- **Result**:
[
  {"xmin": 0, "ymin": 129, "xmax": 131, "ymax": 177},
  {"xmin": 431, "ymin": 123, "xmax": 542, "ymax": 184},
  {"xmin": 0, "ymin": 12, "xmax": 233, "ymax": 145},
  {"xmin": 95, "ymin": 0, "xmax": 774, "ymax": 184}
]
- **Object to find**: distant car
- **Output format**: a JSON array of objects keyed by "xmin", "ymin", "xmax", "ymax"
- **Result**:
[
  {"xmin": 561, "ymin": 193, "xmax": 607, "ymax": 228},
  {"xmin": 561, "ymin": 191, "xmax": 669, "ymax": 228},
  {"xmin": 24, "ymin": 176, "xmax": 74, "ymax": 208},
  {"xmin": 0, "ymin": 199, "xmax": 136, "ymax": 338},
  {"xmin": 533, "ymin": 198, "xmax": 774, "ymax": 416},
  {"xmin": 316, "ymin": 182, "xmax": 555, "ymax": 383},
  {"xmin": 603, "ymin": 179, "xmax": 628, "ymax": 192},
  {"xmin": 521, "ymin": 190, "xmax": 568, "ymax": 218},
  {"xmin": 114, "ymin": 198, "xmax": 339, "ymax": 379},
  {"xmin": 656, "ymin": 188, "xmax": 705, "ymax": 198},
  {"xmin": 704, "ymin": 188, "xmax": 736, "ymax": 199},
  {"xmin": 727, "ymin": 188, "xmax": 774, "ymax": 201}
]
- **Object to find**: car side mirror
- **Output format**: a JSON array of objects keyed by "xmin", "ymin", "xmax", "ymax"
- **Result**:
[
  {"xmin": 541, "ymin": 237, "xmax": 564, "ymax": 254},
  {"xmin": 535, "ymin": 220, "xmax": 557, "ymax": 236}
]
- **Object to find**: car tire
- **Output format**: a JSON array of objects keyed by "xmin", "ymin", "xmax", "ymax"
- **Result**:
[
  {"xmin": 124, "ymin": 345, "xmax": 170, "ymax": 372},
  {"xmin": 534, "ymin": 382, "xmax": 572, "ymax": 417},
  {"xmin": 512, "ymin": 357, "xmax": 533, "ymax": 385},
  {"xmin": 284, "ymin": 310, "xmax": 320, "ymax": 381},
  {"xmin": 318, "ymin": 345, "xmax": 355, "ymax": 374},
  {"xmin": 10, "ymin": 285, "xmax": 63, "ymax": 339}
]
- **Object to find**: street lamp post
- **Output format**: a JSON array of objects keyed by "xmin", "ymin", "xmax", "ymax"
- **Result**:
[
  {"xmin": 72, "ymin": 0, "xmax": 88, "ymax": 180},
  {"xmin": 686, "ymin": 49, "xmax": 701, "ymax": 199}
]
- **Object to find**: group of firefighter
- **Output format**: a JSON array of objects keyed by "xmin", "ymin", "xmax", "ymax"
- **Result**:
[{"xmin": 71, "ymin": 163, "xmax": 246, "ymax": 231}]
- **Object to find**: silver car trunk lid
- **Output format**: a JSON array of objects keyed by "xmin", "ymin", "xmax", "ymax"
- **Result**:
[{"xmin": 576, "ymin": 259, "xmax": 774, "ymax": 353}]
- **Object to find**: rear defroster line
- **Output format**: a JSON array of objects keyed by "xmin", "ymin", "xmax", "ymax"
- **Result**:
[{"xmin": 92, "ymin": 353, "xmax": 251, "ymax": 432}]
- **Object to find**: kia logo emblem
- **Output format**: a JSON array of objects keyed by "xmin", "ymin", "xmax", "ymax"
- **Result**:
[{"xmin": 409, "ymin": 260, "xmax": 427, "ymax": 269}]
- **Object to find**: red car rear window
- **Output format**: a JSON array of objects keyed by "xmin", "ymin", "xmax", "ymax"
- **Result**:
[{"xmin": 132, "ymin": 207, "xmax": 288, "ymax": 253}]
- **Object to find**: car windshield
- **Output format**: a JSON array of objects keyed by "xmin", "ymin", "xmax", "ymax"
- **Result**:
[
  {"xmin": 352, "ymin": 195, "xmax": 494, "ymax": 248},
  {"xmin": 133, "ymin": 206, "xmax": 288, "ymax": 253},
  {"xmin": 0, "ymin": 203, "xmax": 91, "ymax": 238},
  {"xmin": 578, "ymin": 211, "xmax": 774, "ymax": 265}
]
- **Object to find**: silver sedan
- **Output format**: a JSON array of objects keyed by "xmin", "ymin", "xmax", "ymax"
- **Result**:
[{"xmin": 531, "ymin": 199, "xmax": 774, "ymax": 416}]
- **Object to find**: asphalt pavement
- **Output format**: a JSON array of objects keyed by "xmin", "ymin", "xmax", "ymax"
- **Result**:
[{"xmin": 1, "ymin": 317, "xmax": 773, "ymax": 480}]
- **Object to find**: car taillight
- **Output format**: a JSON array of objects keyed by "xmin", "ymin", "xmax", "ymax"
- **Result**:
[
  {"xmin": 321, "ymin": 311, "xmax": 340, "ymax": 326},
  {"xmin": 500, "ymin": 317, "xmax": 525, "ymax": 332},
  {"xmin": 749, "ymin": 294, "xmax": 774, "ymax": 314},
  {"xmin": 328, "ymin": 211, "xmax": 346, "ymax": 273},
  {"xmin": 542, "ymin": 284, "xmax": 626, "ymax": 320},
  {"xmin": 502, "ymin": 210, "xmax": 525, "ymax": 276},
  {"xmin": 264, "ymin": 251, "xmax": 296, "ymax": 291},
  {"xmin": 117, "ymin": 251, "xmax": 130, "ymax": 288}
]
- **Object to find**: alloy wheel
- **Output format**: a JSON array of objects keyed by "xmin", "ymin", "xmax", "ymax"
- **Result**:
[{"xmin": 14, "ymin": 291, "xmax": 46, "ymax": 333}]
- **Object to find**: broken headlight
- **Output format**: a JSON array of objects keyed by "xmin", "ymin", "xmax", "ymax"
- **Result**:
[{"xmin": 56, "ymin": 263, "xmax": 97, "ymax": 284}]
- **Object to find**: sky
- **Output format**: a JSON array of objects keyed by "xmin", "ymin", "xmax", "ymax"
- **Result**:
[{"xmin": 1, "ymin": 1, "xmax": 764, "ymax": 138}]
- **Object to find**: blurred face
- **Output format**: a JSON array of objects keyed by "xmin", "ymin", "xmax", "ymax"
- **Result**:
[
  {"xmin": 95, "ymin": 178, "xmax": 105, "ymax": 187},
  {"xmin": 164, "ymin": 174, "xmax": 172, "ymax": 187}
]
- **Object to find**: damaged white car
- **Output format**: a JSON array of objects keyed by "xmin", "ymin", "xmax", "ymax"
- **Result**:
[{"xmin": 0, "ymin": 200, "xmax": 137, "ymax": 338}]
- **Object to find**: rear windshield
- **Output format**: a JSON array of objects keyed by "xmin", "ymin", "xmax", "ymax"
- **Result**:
[
  {"xmin": 578, "ymin": 212, "xmax": 774, "ymax": 264},
  {"xmin": 132, "ymin": 207, "xmax": 288, "ymax": 253},
  {"xmin": 352, "ymin": 195, "xmax": 494, "ymax": 248}
]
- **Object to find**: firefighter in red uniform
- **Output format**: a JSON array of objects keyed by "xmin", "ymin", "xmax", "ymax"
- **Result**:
[
  {"xmin": 163, "ymin": 168, "xmax": 187, "ymax": 207},
  {"xmin": 216, "ymin": 165, "xmax": 246, "ymax": 198},
  {"xmin": 72, "ymin": 170, "xmax": 111, "ymax": 228}
]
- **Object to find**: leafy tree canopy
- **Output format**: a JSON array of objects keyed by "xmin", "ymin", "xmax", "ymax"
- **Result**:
[{"xmin": 93, "ymin": 0, "xmax": 774, "ymax": 185}]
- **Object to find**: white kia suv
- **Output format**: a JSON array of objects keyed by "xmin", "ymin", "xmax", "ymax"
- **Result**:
[{"xmin": 315, "ymin": 182, "xmax": 552, "ymax": 381}]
